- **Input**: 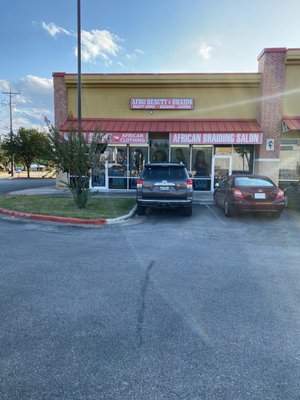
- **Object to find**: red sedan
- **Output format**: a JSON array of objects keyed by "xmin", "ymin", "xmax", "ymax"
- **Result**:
[{"xmin": 213, "ymin": 175, "xmax": 286, "ymax": 218}]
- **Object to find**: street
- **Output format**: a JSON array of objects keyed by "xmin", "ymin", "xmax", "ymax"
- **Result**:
[
  {"xmin": 0, "ymin": 205, "xmax": 300, "ymax": 399},
  {"xmin": 0, "ymin": 177, "xmax": 55, "ymax": 195}
]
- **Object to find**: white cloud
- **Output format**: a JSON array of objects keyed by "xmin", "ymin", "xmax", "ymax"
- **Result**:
[
  {"xmin": 41, "ymin": 21, "xmax": 71, "ymax": 38},
  {"xmin": 0, "ymin": 76, "xmax": 53, "ymax": 134},
  {"xmin": 39, "ymin": 21, "xmax": 128, "ymax": 68},
  {"xmin": 0, "ymin": 79, "xmax": 10, "ymax": 92},
  {"xmin": 199, "ymin": 44, "xmax": 213, "ymax": 60},
  {"xmin": 78, "ymin": 29, "xmax": 121, "ymax": 64},
  {"xmin": 20, "ymin": 75, "xmax": 53, "ymax": 95},
  {"xmin": 125, "ymin": 48, "xmax": 144, "ymax": 61}
]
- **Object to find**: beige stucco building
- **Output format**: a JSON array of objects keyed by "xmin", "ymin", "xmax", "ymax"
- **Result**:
[{"xmin": 53, "ymin": 47, "xmax": 300, "ymax": 191}]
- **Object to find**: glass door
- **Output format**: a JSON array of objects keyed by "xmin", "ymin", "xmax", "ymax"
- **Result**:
[
  {"xmin": 212, "ymin": 155, "xmax": 232, "ymax": 188},
  {"xmin": 149, "ymin": 134, "xmax": 169, "ymax": 162}
]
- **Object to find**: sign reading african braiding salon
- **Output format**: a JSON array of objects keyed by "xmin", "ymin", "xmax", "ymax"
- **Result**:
[
  {"xmin": 130, "ymin": 98, "xmax": 194, "ymax": 110},
  {"xmin": 170, "ymin": 132, "xmax": 263, "ymax": 145}
]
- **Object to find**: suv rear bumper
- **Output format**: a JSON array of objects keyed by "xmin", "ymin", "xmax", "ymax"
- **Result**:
[{"xmin": 137, "ymin": 198, "xmax": 193, "ymax": 208}]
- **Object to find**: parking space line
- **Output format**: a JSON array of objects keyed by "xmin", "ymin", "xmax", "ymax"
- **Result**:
[{"xmin": 205, "ymin": 204, "xmax": 227, "ymax": 225}]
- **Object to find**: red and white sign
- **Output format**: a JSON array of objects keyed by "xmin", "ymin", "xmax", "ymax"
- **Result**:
[
  {"xmin": 130, "ymin": 98, "xmax": 194, "ymax": 110},
  {"xmin": 92, "ymin": 132, "xmax": 147, "ymax": 144},
  {"xmin": 61, "ymin": 132, "xmax": 147, "ymax": 144},
  {"xmin": 170, "ymin": 132, "xmax": 263, "ymax": 145}
]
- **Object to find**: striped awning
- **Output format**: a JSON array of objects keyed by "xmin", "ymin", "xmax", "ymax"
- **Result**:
[
  {"xmin": 60, "ymin": 117, "xmax": 262, "ymax": 134},
  {"xmin": 282, "ymin": 117, "xmax": 300, "ymax": 132}
]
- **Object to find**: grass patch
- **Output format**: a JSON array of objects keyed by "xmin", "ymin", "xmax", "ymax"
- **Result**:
[{"xmin": 0, "ymin": 195, "xmax": 136, "ymax": 219}]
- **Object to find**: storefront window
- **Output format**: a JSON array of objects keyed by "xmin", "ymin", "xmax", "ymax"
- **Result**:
[
  {"xmin": 192, "ymin": 147, "xmax": 211, "ymax": 176},
  {"xmin": 107, "ymin": 145, "xmax": 128, "ymax": 189},
  {"xmin": 170, "ymin": 146, "xmax": 190, "ymax": 168},
  {"xmin": 129, "ymin": 146, "xmax": 148, "ymax": 189},
  {"xmin": 279, "ymin": 138, "xmax": 300, "ymax": 181},
  {"xmin": 192, "ymin": 146, "xmax": 212, "ymax": 191},
  {"xmin": 232, "ymin": 146, "xmax": 254, "ymax": 174},
  {"xmin": 91, "ymin": 143, "xmax": 107, "ymax": 187},
  {"xmin": 214, "ymin": 146, "xmax": 232, "ymax": 155}
]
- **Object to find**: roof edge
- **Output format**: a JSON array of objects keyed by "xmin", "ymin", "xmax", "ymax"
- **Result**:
[
  {"xmin": 257, "ymin": 47, "xmax": 286, "ymax": 61},
  {"xmin": 53, "ymin": 72, "xmax": 66, "ymax": 77}
]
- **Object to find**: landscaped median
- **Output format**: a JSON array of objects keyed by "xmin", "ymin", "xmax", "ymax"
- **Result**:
[{"xmin": 0, "ymin": 195, "xmax": 136, "ymax": 225}]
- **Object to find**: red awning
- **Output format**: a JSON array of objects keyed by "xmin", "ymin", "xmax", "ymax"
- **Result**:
[
  {"xmin": 60, "ymin": 118, "xmax": 262, "ymax": 134},
  {"xmin": 282, "ymin": 117, "xmax": 300, "ymax": 131}
]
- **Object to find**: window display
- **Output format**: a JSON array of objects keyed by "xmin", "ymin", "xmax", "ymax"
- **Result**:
[
  {"xmin": 170, "ymin": 146, "xmax": 189, "ymax": 167},
  {"xmin": 192, "ymin": 147, "xmax": 212, "ymax": 191},
  {"xmin": 231, "ymin": 146, "xmax": 254, "ymax": 174},
  {"xmin": 279, "ymin": 139, "xmax": 300, "ymax": 181}
]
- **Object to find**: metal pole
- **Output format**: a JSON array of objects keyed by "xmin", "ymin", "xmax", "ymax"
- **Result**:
[
  {"xmin": 77, "ymin": 0, "xmax": 82, "ymax": 138},
  {"xmin": 9, "ymin": 93, "xmax": 14, "ymax": 177}
]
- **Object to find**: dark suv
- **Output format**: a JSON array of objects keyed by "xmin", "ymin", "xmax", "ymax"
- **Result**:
[{"xmin": 136, "ymin": 163, "xmax": 193, "ymax": 216}]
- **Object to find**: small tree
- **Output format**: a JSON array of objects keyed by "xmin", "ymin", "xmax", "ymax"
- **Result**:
[
  {"xmin": 2, "ymin": 127, "xmax": 50, "ymax": 177},
  {"xmin": 0, "ymin": 141, "xmax": 11, "ymax": 171},
  {"xmin": 46, "ymin": 119, "xmax": 107, "ymax": 209}
]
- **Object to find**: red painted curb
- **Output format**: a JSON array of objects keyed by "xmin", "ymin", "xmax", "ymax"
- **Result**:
[{"xmin": 0, "ymin": 208, "xmax": 107, "ymax": 225}]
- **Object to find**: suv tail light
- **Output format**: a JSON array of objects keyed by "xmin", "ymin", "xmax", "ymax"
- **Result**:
[
  {"xmin": 137, "ymin": 179, "xmax": 143, "ymax": 189},
  {"xmin": 186, "ymin": 179, "xmax": 193, "ymax": 189},
  {"xmin": 275, "ymin": 189, "xmax": 284, "ymax": 199},
  {"xmin": 232, "ymin": 188, "xmax": 244, "ymax": 198}
]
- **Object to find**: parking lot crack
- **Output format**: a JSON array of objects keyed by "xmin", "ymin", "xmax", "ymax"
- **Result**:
[{"xmin": 136, "ymin": 260, "xmax": 155, "ymax": 347}]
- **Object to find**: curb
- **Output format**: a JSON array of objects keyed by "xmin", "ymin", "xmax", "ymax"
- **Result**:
[{"xmin": 0, "ymin": 205, "xmax": 137, "ymax": 226}]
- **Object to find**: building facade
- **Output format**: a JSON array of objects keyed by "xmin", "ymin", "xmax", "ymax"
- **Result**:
[{"xmin": 53, "ymin": 47, "xmax": 300, "ymax": 191}]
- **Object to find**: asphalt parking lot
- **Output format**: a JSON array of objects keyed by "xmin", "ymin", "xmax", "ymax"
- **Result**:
[{"xmin": 1, "ymin": 203, "xmax": 300, "ymax": 400}]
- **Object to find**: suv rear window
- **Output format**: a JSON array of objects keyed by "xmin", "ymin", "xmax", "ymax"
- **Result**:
[{"xmin": 142, "ymin": 166, "xmax": 187, "ymax": 180}]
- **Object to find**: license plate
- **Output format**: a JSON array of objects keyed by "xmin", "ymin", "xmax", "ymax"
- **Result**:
[
  {"xmin": 254, "ymin": 192, "xmax": 266, "ymax": 199},
  {"xmin": 160, "ymin": 186, "xmax": 170, "ymax": 191}
]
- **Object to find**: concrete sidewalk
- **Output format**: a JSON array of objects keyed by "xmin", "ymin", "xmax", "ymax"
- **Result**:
[{"xmin": 10, "ymin": 186, "xmax": 214, "ymax": 204}]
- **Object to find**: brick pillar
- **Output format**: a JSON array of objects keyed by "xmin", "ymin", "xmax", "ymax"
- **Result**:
[
  {"xmin": 53, "ymin": 73, "xmax": 68, "ymax": 189},
  {"xmin": 53, "ymin": 72, "xmax": 68, "ymax": 130},
  {"xmin": 255, "ymin": 48, "xmax": 286, "ymax": 183}
]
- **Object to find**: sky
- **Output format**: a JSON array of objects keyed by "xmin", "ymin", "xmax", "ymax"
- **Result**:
[{"xmin": 0, "ymin": 0, "xmax": 300, "ymax": 137}]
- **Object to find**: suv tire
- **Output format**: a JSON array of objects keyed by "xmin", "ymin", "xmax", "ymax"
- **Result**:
[
  {"xmin": 183, "ymin": 206, "xmax": 192, "ymax": 217},
  {"xmin": 136, "ymin": 204, "xmax": 146, "ymax": 215}
]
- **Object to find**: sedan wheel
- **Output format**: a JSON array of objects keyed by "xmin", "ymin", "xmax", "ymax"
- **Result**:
[
  {"xmin": 271, "ymin": 211, "xmax": 282, "ymax": 219},
  {"xmin": 224, "ymin": 200, "xmax": 233, "ymax": 217}
]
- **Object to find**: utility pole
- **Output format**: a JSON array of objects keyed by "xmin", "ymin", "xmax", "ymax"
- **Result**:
[
  {"xmin": 77, "ymin": 0, "xmax": 82, "ymax": 138},
  {"xmin": 2, "ymin": 89, "xmax": 20, "ymax": 177}
]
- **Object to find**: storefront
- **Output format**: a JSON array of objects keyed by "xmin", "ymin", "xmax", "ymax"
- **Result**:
[
  {"xmin": 279, "ymin": 117, "xmax": 300, "ymax": 187},
  {"xmin": 53, "ymin": 47, "xmax": 300, "ymax": 191},
  {"xmin": 60, "ymin": 119, "xmax": 261, "ymax": 191}
]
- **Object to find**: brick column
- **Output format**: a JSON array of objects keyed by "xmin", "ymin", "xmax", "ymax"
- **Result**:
[
  {"xmin": 53, "ymin": 72, "xmax": 68, "ymax": 130},
  {"xmin": 53, "ymin": 73, "xmax": 69, "ymax": 189},
  {"xmin": 255, "ymin": 48, "xmax": 286, "ymax": 183}
]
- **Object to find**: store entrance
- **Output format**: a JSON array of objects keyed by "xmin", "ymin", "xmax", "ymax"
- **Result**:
[
  {"xmin": 149, "ymin": 133, "xmax": 169, "ymax": 162},
  {"xmin": 212, "ymin": 155, "xmax": 232, "ymax": 188}
]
